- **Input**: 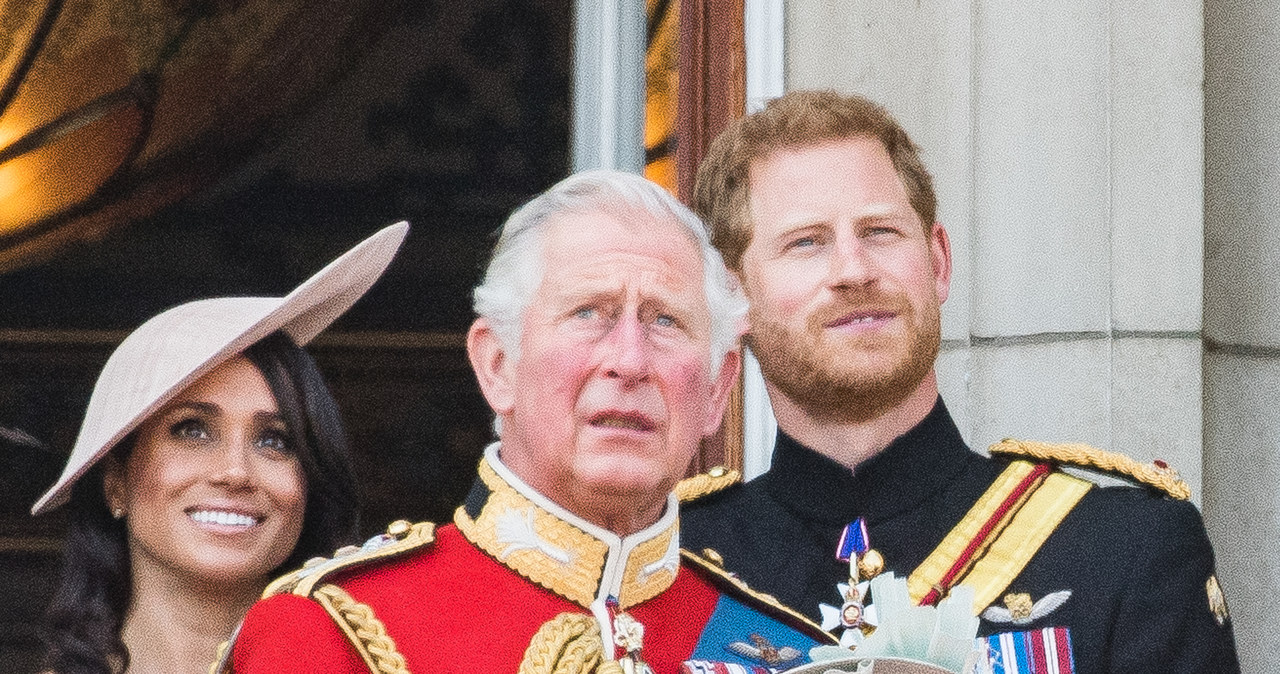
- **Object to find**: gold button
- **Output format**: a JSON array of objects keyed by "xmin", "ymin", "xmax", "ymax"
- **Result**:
[
  {"xmin": 387, "ymin": 519, "xmax": 411, "ymax": 538},
  {"xmin": 701, "ymin": 548, "xmax": 726, "ymax": 567},
  {"xmin": 709, "ymin": 466, "xmax": 727, "ymax": 478},
  {"xmin": 858, "ymin": 549, "xmax": 885, "ymax": 579}
]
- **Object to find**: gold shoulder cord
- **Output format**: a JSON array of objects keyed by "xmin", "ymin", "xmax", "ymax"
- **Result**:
[
  {"xmin": 313, "ymin": 584, "xmax": 410, "ymax": 674},
  {"xmin": 517, "ymin": 613, "xmax": 624, "ymax": 674},
  {"xmin": 674, "ymin": 466, "xmax": 740, "ymax": 503},
  {"xmin": 989, "ymin": 438, "xmax": 1191, "ymax": 500},
  {"xmin": 209, "ymin": 520, "xmax": 435, "ymax": 674}
]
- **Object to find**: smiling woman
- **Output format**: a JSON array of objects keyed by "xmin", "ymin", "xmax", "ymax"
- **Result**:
[{"xmin": 31, "ymin": 224, "xmax": 406, "ymax": 674}]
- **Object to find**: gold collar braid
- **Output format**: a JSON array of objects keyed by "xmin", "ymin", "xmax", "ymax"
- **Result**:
[{"xmin": 454, "ymin": 447, "xmax": 681, "ymax": 609}]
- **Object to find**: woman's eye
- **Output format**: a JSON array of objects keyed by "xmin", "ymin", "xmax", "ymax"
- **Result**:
[
  {"xmin": 171, "ymin": 419, "xmax": 209, "ymax": 441},
  {"xmin": 257, "ymin": 430, "xmax": 292, "ymax": 453},
  {"xmin": 788, "ymin": 237, "xmax": 816, "ymax": 249}
]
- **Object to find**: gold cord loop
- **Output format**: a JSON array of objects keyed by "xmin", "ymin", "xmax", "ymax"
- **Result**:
[
  {"xmin": 313, "ymin": 584, "xmax": 411, "ymax": 674},
  {"xmin": 989, "ymin": 438, "xmax": 1191, "ymax": 500},
  {"xmin": 518, "ymin": 612, "xmax": 626, "ymax": 674}
]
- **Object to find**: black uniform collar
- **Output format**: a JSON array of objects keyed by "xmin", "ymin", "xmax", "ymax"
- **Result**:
[{"xmin": 758, "ymin": 397, "xmax": 975, "ymax": 527}]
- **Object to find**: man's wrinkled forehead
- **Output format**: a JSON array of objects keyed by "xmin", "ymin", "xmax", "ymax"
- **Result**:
[{"xmin": 535, "ymin": 207, "xmax": 710, "ymax": 313}]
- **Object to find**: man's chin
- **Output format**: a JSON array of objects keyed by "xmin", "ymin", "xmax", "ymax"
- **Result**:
[
  {"xmin": 572, "ymin": 462, "xmax": 674, "ymax": 501},
  {"xmin": 560, "ymin": 470, "xmax": 675, "ymax": 535}
]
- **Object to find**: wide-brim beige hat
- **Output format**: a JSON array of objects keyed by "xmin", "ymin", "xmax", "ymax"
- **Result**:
[{"xmin": 31, "ymin": 222, "xmax": 409, "ymax": 515}]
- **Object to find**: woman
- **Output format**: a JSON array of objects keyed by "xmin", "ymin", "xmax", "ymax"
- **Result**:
[{"xmin": 31, "ymin": 223, "xmax": 407, "ymax": 674}]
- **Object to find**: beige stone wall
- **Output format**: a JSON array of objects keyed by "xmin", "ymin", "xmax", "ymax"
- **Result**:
[
  {"xmin": 1205, "ymin": 2, "xmax": 1280, "ymax": 668},
  {"xmin": 782, "ymin": 0, "xmax": 1273, "ymax": 668}
]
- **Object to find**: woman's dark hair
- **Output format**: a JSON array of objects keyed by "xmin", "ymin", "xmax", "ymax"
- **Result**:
[
  {"xmin": 41, "ymin": 330, "xmax": 360, "ymax": 674},
  {"xmin": 41, "ymin": 460, "xmax": 133, "ymax": 674},
  {"xmin": 243, "ymin": 331, "xmax": 361, "ymax": 571}
]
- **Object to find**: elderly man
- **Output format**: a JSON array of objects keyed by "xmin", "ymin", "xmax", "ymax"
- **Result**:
[
  {"xmin": 224, "ymin": 170, "xmax": 831, "ymax": 674},
  {"xmin": 681, "ymin": 91, "xmax": 1240, "ymax": 673}
]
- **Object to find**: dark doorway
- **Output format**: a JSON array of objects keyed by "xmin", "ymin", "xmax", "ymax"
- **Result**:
[{"xmin": 0, "ymin": 1, "xmax": 571, "ymax": 669}]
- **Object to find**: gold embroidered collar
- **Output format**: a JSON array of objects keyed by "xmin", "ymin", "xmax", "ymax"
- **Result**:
[{"xmin": 454, "ymin": 444, "xmax": 681, "ymax": 610}]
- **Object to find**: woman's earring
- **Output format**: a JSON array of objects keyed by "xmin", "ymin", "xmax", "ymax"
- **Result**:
[{"xmin": 112, "ymin": 507, "xmax": 125, "ymax": 520}]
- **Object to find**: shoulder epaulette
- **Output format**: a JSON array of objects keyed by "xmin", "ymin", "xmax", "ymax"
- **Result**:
[
  {"xmin": 680, "ymin": 548, "xmax": 835, "ymax": 643},
  {"xmin": 675, "ymin": 466, "xmax": 741, "ymax": 503},
  {"xmin": 263, "ymin": 519, "xmax": 437, "ymax": 599},
  {"xmin": 227, "ymin": 520, "xmax": 433, "ymax": 674},
  {"xmin": 988, "ymin": 438, "xmax": 1191, "ymax": 500}
]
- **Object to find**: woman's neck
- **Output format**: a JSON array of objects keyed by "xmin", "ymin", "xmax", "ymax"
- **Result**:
[{"xmin": 121, "ymin": 556, "xmax": 265, "ymax": 673}]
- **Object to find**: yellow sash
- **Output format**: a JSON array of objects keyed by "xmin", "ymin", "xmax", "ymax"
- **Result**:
[{"xmin": 907, "ymin": 460, "xmax": 1091, "ymax": 614}]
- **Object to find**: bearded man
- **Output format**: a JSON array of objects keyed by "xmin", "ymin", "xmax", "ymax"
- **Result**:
[{"xmin": 681, "ymin": 90, "xmax": 1239, "ymax": 674}]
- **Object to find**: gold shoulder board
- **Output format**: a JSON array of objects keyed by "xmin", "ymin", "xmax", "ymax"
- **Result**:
[
  {"xmin": 263, "ymin": 519, "xmax": 437, "ymax": 599},
  {"xmin": 675, "ymin": 466, "xmax": 741, "ymax": 503},
  {"xmin": 989, "ymin": 438, "xmax": 1191, "ymax": 500}
]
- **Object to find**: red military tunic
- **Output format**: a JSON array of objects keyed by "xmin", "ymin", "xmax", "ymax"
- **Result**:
[{"xmin": 228, "ymin": 445, "xmax": 831, "ymax": 673}]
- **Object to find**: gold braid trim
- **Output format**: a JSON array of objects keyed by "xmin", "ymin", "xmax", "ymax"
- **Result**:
[
  {"xmin": 989, "ymin": 438, "xmax": 1191, "ymax": 500},
  {"xmin": 263, "ymin": 520, "xmax": 436, "ymax": 599},
  {"xmin": 313, "ymin": 584, "xmax": 410, "ymax": 674},
  {"xmin": 675, "ymin": 467, "xmax": 741, "ymax": 503},
  {"xmin": 208, "ymin": 638, "xmax": 233, "ymax": 674},
  {"xmin": 518, "ymin": 613, "xmax": 625, "ymax": 674}
]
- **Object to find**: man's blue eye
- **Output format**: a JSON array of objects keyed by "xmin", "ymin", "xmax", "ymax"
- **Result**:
[
  {"xmin": 573, "ymin": 307, "xmax": 596, "ymax": 319},
  {"xmin": 654, "ymin": 315, "xmax": 676, "ymax": 328}
]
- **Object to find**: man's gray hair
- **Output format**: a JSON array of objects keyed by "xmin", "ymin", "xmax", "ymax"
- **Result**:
[{"xmin": 473, "ymin": 169, "xmax": 747, "ymax": 375}]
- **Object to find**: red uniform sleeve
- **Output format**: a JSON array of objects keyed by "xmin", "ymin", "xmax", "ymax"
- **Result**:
[{"xmin": 233, "ymin": 593, "xmax": 368, "ymax": 673}]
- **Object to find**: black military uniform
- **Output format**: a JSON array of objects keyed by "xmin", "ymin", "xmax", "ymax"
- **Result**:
[{"xmin": 681, "ymin": 399, "xmax": 1239, "ymax": 673}]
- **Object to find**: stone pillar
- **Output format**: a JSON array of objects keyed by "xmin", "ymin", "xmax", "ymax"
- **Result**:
[
  {"xmin": 572, "ymin": 0, "xmax": 646, "ymax": 172},
  {"xmin": 1205, "ymin": 1, "xmax": 1280, "ymax": 668}
]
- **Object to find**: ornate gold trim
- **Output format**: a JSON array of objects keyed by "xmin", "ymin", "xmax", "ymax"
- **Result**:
[
  {"xmin": 517, "ymin": 613, "xmax": 615, "ymax": 674},
  {"xmin": 262, "ymin": 520, "xmax": 437, "ymax": 599},
  {"xmin": 674, "ymin": 466, "xmax": 741, "ymax": 502},
  {"xmin": 313, "ymin": 584, "xmax": 411, "ymax": 674},
  {"xmin": 455, "ymin": 456, "xmax": 680, "ymax": 609},
  {"xmin": 989, "ymin": 438, "xmax": 1191, "ymax": 500}
]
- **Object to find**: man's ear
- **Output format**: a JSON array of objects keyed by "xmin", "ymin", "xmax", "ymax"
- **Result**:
[
  {"xmin": 703, "ymin": 348, "xmax": 743, "ymax": 436},
  {"xmin": 929, "ymin": 220, "xmax": 953, "ymax": 304},
  {"xmin": 101, "ymin": 454, "xmax": 127, "ymax": 515},
  {"xmin": 467, "ymin": 317, "xmax": 516, "ymax": 416}
]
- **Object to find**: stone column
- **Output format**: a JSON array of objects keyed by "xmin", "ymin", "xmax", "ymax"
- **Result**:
[{"xmin": 1205, "ymin": 1, "xmax": 1280, "ymax": 668}]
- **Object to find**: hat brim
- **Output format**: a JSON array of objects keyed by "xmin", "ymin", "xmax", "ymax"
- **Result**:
[{"xmin": 31, "ymin": 222, "xmax": 408, "ymax": 515}]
